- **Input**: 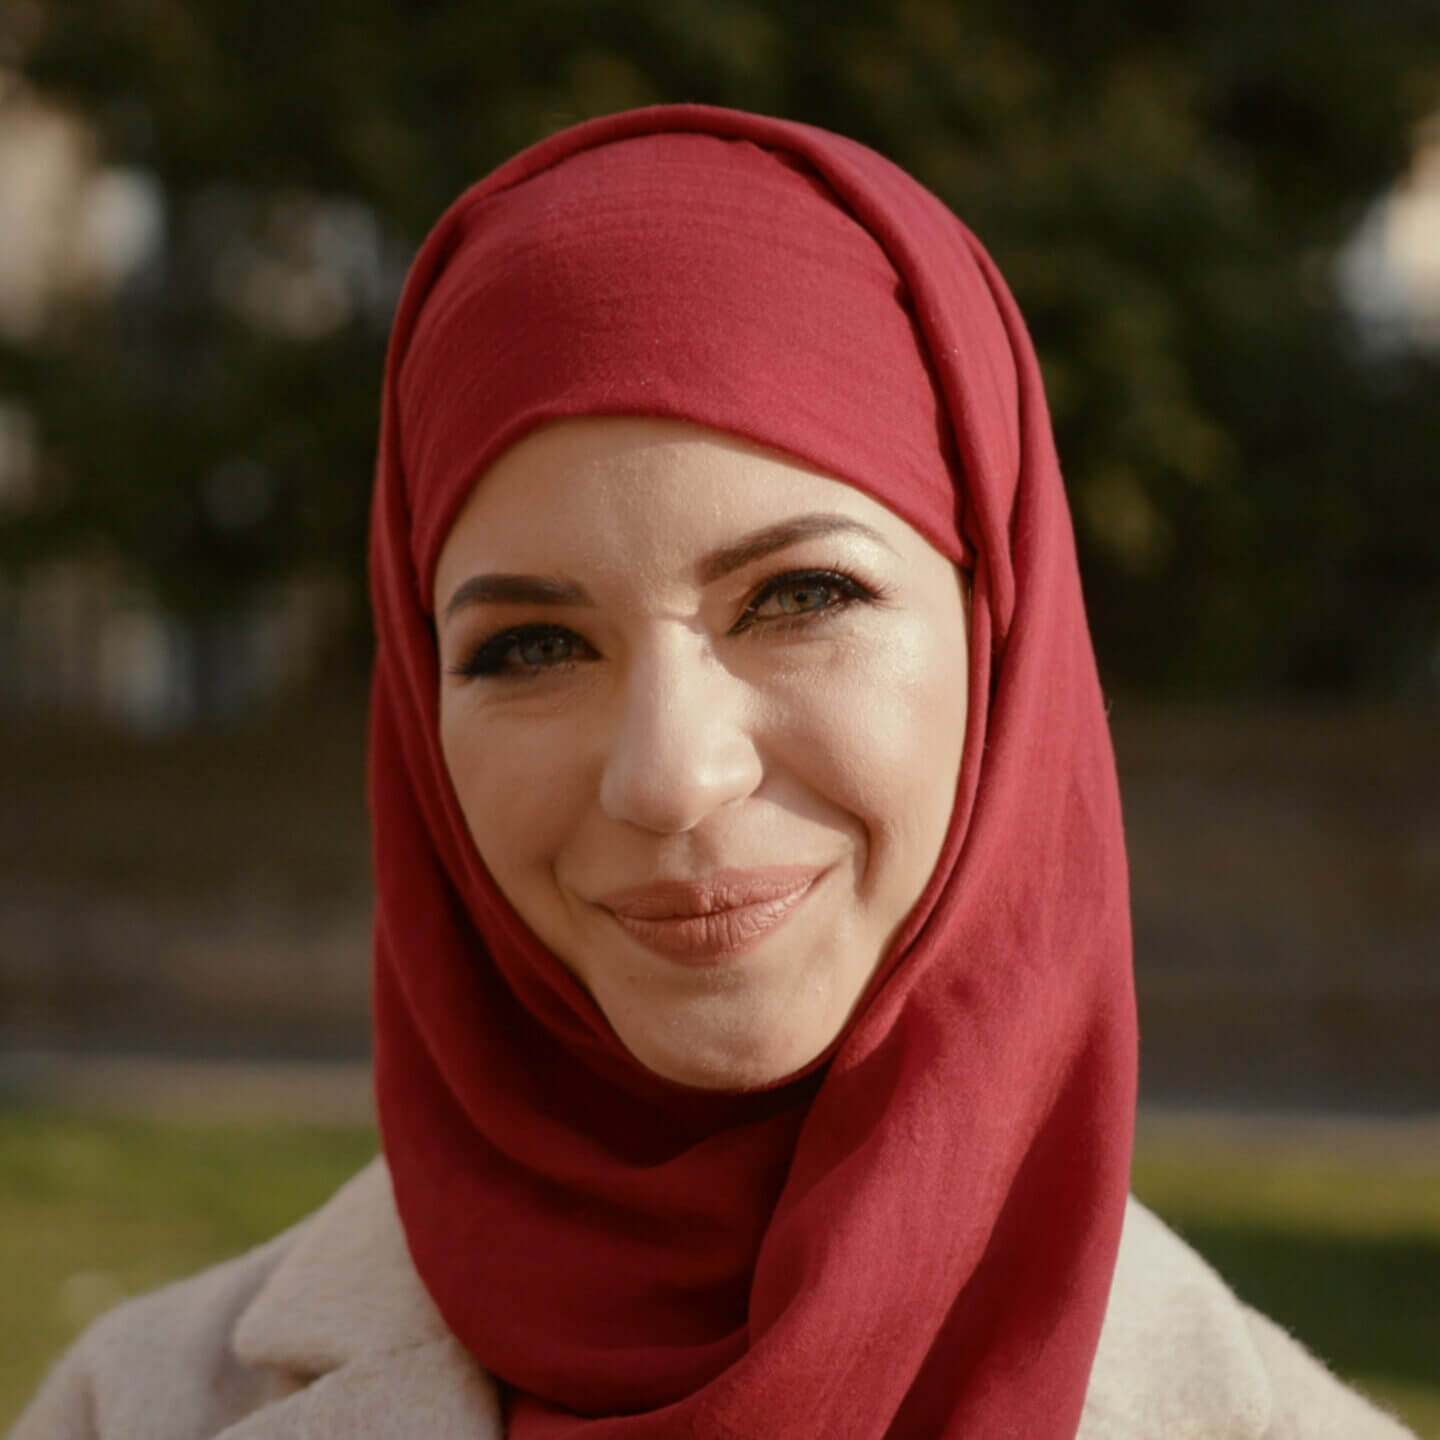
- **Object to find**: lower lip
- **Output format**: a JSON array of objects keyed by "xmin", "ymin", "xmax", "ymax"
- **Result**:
[{"xmin": 605, "ymin": 876, "xmax": 821, "ymax": 965}]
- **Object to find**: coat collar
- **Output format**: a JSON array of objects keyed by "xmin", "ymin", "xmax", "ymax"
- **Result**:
[
  {"xmin": 225, "ymin": 1159, "xmax": 1272, "ymax": 1440},
  {"xmin": 233, "ymin": 1158, "xmax": 441, "ymax": 1372}
]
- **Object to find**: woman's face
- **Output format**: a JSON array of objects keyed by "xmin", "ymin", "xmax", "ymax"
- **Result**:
[{"xmin": 434, "ymin": 417, "xmax": 968, "ymax": 1090}]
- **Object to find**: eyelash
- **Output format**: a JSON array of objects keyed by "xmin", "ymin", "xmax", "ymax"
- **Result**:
[{"xmin": 448, "ymin": 568, "xmax": 885, "ymax": 682}]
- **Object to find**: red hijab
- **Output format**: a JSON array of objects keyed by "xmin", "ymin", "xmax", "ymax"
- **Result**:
[{"xmin": 369, "ymin": 105, "xmax": 1136, "ymax": 1438}]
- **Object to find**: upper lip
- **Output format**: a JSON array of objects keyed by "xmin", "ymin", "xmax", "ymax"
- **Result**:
[{"xmin": 596, "ymin": 865, "xmax": 825, "ymax": 918}]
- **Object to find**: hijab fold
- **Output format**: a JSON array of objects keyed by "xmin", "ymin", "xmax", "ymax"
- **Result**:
[{"xmin": 369, "ymin": 104, "xmax": 1136, "ymax": 1438}]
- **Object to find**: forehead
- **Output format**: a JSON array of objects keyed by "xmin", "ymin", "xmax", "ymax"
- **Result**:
[{"xmin": 433, "ymin": 416, "xmax": 918, "ymax": 591}]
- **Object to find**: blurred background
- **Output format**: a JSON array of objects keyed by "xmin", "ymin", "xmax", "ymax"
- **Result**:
[{"xmin": 1, "ymin": 0, "xmax": 1437, "ymax": 1431}]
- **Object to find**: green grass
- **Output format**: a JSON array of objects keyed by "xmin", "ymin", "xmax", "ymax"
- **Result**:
[{"xmin": 3, "ymin": 1107, "xmax": 1437, "ymax": 1435}]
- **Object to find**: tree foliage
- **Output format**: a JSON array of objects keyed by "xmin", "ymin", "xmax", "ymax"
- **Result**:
[{"xmin": 4, "ymin": 0, "xmax": 1439, "ymax": 692}]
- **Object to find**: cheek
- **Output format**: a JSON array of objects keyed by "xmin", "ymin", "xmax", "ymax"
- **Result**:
[
  {"xmin": 439, "ymin": 703, "xmax": 590, "ymax": 890},
  {"xmin": 769, "ymin": 623, "xmax": 967, "ymax": 875}
]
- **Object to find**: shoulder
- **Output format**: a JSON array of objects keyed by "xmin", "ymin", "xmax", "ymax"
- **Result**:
[
  {"xmin": 9, "ymin": 1159, "xmax": 503, "ymax": 1440},
  {"xmin": 1082, "ymin": 1196, "xmax": 1416, "ymax": 1439},
  {"xmin": 15, "ymin": 1177, "xmax": 1414, "ymax": 1440}
]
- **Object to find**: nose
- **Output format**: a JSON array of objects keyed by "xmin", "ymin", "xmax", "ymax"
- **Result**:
[{"xmin": 598, "ymin": 630, "xmax": 762, "ymax": 834}]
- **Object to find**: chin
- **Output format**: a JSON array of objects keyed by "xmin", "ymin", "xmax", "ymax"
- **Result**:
[{"xmin": 620, "ymin": 1023, "xmax": 831, "ymax": 1093}]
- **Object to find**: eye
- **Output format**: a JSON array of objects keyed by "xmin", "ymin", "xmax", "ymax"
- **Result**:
[
  {"xmin": 450, "ymin": 624, "xmax": 594, "ymax": 680},
  {"xmin": 735, "ymin": 569, "xmax": 878, "ymax": 631}
]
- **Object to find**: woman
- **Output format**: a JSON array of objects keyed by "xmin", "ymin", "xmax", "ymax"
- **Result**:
[{"xmin": 14, "ymin": 105, "xmax": 1412, "ymax": 1439}]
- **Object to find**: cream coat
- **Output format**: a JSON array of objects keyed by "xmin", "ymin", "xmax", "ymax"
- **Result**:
[{"xmin": 11, "ymin": 1159, "xmax": 1415, "ymax": 1439}]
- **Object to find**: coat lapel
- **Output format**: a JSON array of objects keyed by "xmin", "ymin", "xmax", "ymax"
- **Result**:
[{"xmin": 224, "ymin": 1158, "xmax": 505, "ymax": 1438}]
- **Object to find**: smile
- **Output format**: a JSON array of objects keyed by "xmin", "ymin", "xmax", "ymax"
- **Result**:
[{"xmin": 597, "ymin": 866, "xmax": 825, "ymax": 965}]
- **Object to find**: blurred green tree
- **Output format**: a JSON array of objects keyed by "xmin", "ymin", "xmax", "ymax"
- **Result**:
[{"xmin": 2, "ymin": 0, "xmax": 1438, "ymax": 692}]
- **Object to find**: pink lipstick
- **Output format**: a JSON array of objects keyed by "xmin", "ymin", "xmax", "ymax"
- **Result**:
[{"xmin": 597, "ymin": 865, "xmax": 824, "ymax": 964}]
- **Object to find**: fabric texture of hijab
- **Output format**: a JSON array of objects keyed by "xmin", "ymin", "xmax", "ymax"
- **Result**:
[{"xmin": 368, "ymin": 105, "xmax": 1137, "ymax": 1439}]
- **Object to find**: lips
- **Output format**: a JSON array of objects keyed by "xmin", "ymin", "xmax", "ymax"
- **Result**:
[{"xmin": 596, "ymin": 865, "xmax": 824, "ymax": 964}]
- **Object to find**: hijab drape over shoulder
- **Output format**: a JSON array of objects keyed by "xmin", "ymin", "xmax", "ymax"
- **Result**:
[{"xmin": 368, "ymin": 105, "xmax": 1137, "ymax": 1438}]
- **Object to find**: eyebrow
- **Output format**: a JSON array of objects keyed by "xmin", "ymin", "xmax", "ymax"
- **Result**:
[
  {"xmin": 443, "ymin": 574, "xmax": 590, "ymax": 617},
  {"xmin": 695, "ymin": 513, "xmax": 893, "ymax": 584},
  {"xmin": 442, "ymin": 513, "xmax": 893, "ymax": 621}
]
